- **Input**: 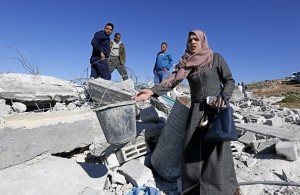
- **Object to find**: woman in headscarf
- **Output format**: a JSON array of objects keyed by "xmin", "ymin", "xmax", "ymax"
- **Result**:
[{"xmin": 134, "ymin": 30, "xmax": 240, "ymax": 195}]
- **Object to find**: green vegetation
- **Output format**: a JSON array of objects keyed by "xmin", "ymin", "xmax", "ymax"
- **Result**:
[
  {"xmin": 277, "ymin": 92, "xmax": 300, "ymax": 108},
  {"xmin": 246, "ymin": 80, "xmax": 273, "ymax": 91}
]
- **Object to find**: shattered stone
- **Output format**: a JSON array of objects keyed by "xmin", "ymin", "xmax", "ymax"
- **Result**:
[{"xmin": 12, "ymin": 101, "xmax": 27, "ymax": 113}]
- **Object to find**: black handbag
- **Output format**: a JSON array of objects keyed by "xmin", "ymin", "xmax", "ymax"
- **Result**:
[{"xmin": 205, "ymin": 93, "xmax": 238, "ymax": 142}]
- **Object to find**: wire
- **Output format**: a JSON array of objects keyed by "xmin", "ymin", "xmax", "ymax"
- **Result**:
[{"xmin": 238, "ymin": 181, "xmax": 300, "ymax": 187}]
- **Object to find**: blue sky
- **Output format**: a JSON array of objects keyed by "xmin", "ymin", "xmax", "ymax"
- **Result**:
[{"xmin": 1, "ymin": 0, "xmax": 299, "ymax": 84}]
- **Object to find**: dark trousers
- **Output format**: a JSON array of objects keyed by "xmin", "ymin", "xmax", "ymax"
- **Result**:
[
  {"xmin": 90, "ymin": 59, "xmax": 111, "ymax": 80},
  {"xmin": 108, "ymin": 56, "xmax": 128, "ymax": 80}
]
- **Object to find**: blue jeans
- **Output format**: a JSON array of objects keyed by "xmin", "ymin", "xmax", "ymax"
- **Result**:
[
  {"xmin": 154, "ymin": 70, "xmax": 170, "ymax": 84},
  {"xmin": 90, "ymin": 59, "xmax": 111, "ymax": 80}
]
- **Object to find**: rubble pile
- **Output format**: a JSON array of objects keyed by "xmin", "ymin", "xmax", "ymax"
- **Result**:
[{"xmin": 0, "ymin": 73, "xmax": 300, "ymax": 195}]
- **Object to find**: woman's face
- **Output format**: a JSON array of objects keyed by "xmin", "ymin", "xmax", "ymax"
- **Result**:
[{"xmin": 188, "ymin": 33, "xmax": 201, "ymax": 54}]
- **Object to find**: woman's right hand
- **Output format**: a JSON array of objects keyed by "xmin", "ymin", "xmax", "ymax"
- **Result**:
[
  {"xmin": 208, "ymin": 97, "xmax": 224, "ymax": 108},
  {"xmin": 132, "ymin": 89, "xmax": 154, "ymax": 102}
]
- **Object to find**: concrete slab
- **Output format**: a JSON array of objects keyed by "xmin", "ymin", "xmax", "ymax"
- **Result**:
[
  {"xmin": 119, "ymin": 159, "xmax": 154, "ymax": 187},
  {"xmin": 276, "ymin": 142, "xmax": 298, "ymax": 161},
  {"xmin": 88, "ymin": 78, "xmax": 134, "ymax": 105},
  {"xmin": 0, "ymin": 155, "xmax": 108, "ymax": 195},
  {"xmin": 0, "ymin": 73, "xmax": 78, "ymax": 102},
  {"xmin": 0, "ymin": 109, "xmax": 103, "ymax": 169},
  {"xmin": 236, "ymin": 123, "xmax": 300, "ymax": 141}
]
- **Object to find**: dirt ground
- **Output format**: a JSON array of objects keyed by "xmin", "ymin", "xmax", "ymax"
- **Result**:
[
  {"xmin": 247, "ymin": 79, "xmax": 300, "ymax": 109},
  {"xmin": 248, "ymin": 79, "xmax": 300, "ymax": 97}
]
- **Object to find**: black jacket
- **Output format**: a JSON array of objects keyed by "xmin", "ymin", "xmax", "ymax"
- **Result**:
[{"xmin": 90, "ymin": 30, "xmax": 110, "ymax": 63}]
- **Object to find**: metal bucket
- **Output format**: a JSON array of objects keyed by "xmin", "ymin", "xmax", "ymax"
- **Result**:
[
  {"xmin": 150, "ymin": 97, "xmax": 190, "ymax": 181},
  {"xmin": 93, "ymin": 101, "xmax": 136, "ymax": 144}
]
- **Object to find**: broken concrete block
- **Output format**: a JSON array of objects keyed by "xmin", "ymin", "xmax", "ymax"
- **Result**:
[
  {"xmin": 0, "ymin": 109, "xmax": 103, "ymax": 169},
  {"xmin": 265, "ymin": 116, "xmax": 283, "ymax": 127},
  {"xmin": 230, "ymin": 104, "xmax": 240, "ymax": 112},
  {"xmin": 53, "ymin": 102, "xmax": 68, "ymax": 111},
  {"xmin": 239, "ymin": 152, "xmax": 251, "ymax": 162},
  {"xmin": 89, "ymin": 136, "xmax": 109, "ymax": 157},
  {"xmin": 235, "ymin": 123, "xmax": 300, "ymax": 142},
  {"xmin": 238, "ymin": 131, "xmax": 256, "ymax": 146},
  {"xmin": 0, "ymin": 155, "xmax": 108, "ymax": 195},
  {"xmin": 246, "ymin": 158, "xmax": 257, "ymax": 168},
  {"xmin": 234, "ymin": 119, "xmax": 245, "ymax": 124},
  {"xmin": 119, "ymin": 159, "xmax": 154, "ymax": 187},
  {"xmin": 285, "ymin": 117, "xmax": 293, "ymax": 123},
  {"xmin": 105, "ymin": 153, "xmax": 120, "ymax": 170},
  {"xmin": 88, "ymin": 78, "xmax": 134, "ymax": 105},
  {"xmin": 239, "ymin": 100, "xmax": 251, "ymax": 108},
  {"xmin": 67, "ymin": 102, "xmax": 77, "ymax": 111},
  {"xmin": 233, "ymin": 112, "xmax": 244, "ymax": 120},
  {"xmin": 0, "ymin": 99, "xmax": 12, "ymax": 117},
  {"xmin": 116, "ymin": 141, "xmax": 149, "ymax": 163},
  {"xmin": 250, "ymin": 117, "xmax": 258, "ymax": 123},
  {"xmin": 243, "ymin": 115, "xmax": 251, "ymax": 123},
  {"xmin": 292, "ymin": 114, "xmax": 299, "ymax": 123},
  {"xmin": 0, "ymin": 73, "xmax": 78, "ymax": 102},
  {"xmin": 108, "ymin": 170, "xmax": 127, "ymax": 185},
  {"xmin": 104, "ymin": 176, "xmax": 111, "ymax": 190},
  {"xmin": 75, "ymin": 154, "xmax": 86, "ymax": 163},
  {"xmin": 251, "ymin": 138, "xmax": 280, "ymax": 154},
  {"xmin": 262, "ymin": 113, "xmax": 274, "ymax": 119},
  {"xmin": 12, "ymin": 102, "xmax": 27, "ymax": 112},
  {"xmin": 251, "ymin": 99, "xmax": 264, "ymax": 106},
  {"xmin": 79, "ymin": 93, "xmax": 87, "ymax": 101},
  {"xmin": 256, "ymin": 117, "xmax": 267, "ymax": 124},
  {"xmin": 275, "ymin": 142, "xmax": 298, "ymax": 161}
]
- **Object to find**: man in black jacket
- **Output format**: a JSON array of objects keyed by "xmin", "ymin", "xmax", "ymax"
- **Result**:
[{"xmin": 90, "ymin": 22, "xmax": 114, "ymax": 80}]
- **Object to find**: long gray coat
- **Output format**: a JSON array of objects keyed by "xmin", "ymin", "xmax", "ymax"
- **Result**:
[{"xmin": 151, "ymin": 53, "xmax": 238, "ymax": 195}]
